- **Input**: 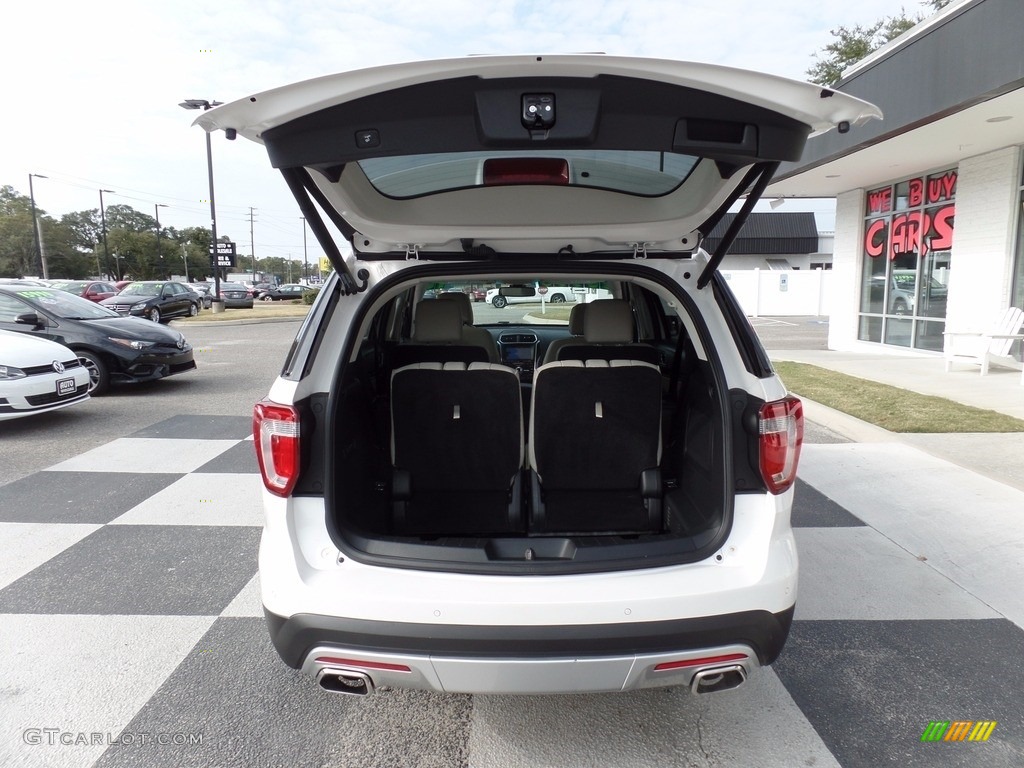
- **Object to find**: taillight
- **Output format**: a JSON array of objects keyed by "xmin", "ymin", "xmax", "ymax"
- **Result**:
[
  {"xmin": 758, "ymin": 396, "xmax": 803, "ymax": 495},
  {"xmin": 253, "ymin": 401, "xmax": 300, "ymax": 496}
]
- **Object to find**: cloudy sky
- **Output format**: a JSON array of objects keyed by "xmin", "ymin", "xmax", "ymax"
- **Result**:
[{"xmin": 2, "ymin": 0, "xmax": 929, "ymax": 264}]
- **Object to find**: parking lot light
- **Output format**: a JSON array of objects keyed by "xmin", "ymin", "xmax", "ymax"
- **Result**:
[{"xmin": 179, "ymin": 99, "xmax": 224, "ymax": 303}]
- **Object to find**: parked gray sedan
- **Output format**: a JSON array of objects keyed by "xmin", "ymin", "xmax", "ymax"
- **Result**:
[{"xmin": 218, "ymin": 282, "xmax": 254, "ymax": 309}]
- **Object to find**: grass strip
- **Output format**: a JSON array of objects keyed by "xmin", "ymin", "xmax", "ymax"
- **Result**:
[
  {"xmin": 773, "ymin": 360, "xmax": 1024, "ymax": 433},
  {"xmin": 175, "ymin": 305, "xmax": 310, "ymax": 322}
]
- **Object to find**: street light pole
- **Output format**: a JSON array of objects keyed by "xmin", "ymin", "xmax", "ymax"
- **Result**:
[
  {"xmin": 154, "ymin": 203, "xmax": 168, "ymax": 278},
  {"xmin": 28, "ymin": 173, "xmax": 49, "ymax": 279},
  {"xmin": 179, "ymin": 99, "xmax": 224, "ymax": 303},
  {"xmin": 99, "ymin": 189, "xmax": 115, "ymax": 279},
  {"xmin": 301, "ymin": 217, "xmax": 308, "ymax": 285}
]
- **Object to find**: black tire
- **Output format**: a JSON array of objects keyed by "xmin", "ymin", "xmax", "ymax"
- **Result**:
[
  {"xmin": 550, "ymin": 293, "xmax": 566, "ymax": 303},
  {"xmin": 188, "ymin": 302, "xmax": 199, "ymax": 317},
  {"xmin": 148, "ymin": 307, "xmax": 161, "ymax": 323},
  {"xmin": 262, "ymin": 294, "xmax": 274, "ymax": 302},
  {"xmin": 77, "ymin": 350, "xmax": 110, "ymax": 396},
  {"xmin": 492, "ymin": 295, "xmax": 508, "ymax": 308},
  {"xmin": 893, "ymin": 299, "xmax": 907, "ymax": 316}
]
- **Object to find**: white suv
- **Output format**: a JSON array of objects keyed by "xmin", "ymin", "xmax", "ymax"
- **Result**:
[{"xmin": 198, "ymin": 55, "xmax": 879, "ymax": 697}]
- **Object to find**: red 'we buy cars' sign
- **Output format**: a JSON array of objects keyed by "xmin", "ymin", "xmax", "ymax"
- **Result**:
[{"xmin": 864, "ymin": 171, "xmax": 956, "ymax": 260}]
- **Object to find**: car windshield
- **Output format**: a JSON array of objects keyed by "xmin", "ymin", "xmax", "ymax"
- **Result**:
[
  {"xmin": 50, "ymin": 281, "xmax": 88, "ymax": 292},
  {"xmin": 14, "ymin": 288, "xmax": 119, "ymax": 320},
  {"xmin": 359, "ymin": 150, "xmax": 700, "ymax": 199},
  {"xmin": 120, "ymin": 283, "xmax": 162, "ymax": 296}
]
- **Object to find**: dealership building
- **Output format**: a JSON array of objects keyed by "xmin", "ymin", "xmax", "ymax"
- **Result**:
[{"xmin": 767, "ymin": 0, "xmax": 1023, "ymax": 359}]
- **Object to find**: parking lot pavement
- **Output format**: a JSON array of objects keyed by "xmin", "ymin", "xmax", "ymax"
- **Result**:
[{"xmin": 2, "ymin": 412, "xmax": 1023, "ymax": 767}]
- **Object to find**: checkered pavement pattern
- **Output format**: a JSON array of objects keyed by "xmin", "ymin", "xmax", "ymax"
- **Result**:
[{"xmin": 1, "ymin": 415, "xmax": 1022, "ymax": 767}]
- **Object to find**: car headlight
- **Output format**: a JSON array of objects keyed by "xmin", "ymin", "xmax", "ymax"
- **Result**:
[
  {"xmin": 131, "ymin": 302, "xmax": 149, "ymax": 311},
  {"xmin": 0, "ymin": 364, "xmax": 27, "ymax": 380},
  {"xmin": 108, "ymin": 337, "xmax": 155, "ymax": 350}
]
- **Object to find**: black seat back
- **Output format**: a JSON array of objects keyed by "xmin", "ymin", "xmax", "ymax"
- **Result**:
[
  {"xmin": 390, "ymin": 362, "xmax": 523, "ymax": 535},
  {"xmin": 529, "ymin": 359, "xmax": 663, "ymax": 534}
]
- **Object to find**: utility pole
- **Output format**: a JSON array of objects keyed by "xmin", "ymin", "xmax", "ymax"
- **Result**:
[
  {"xmin": 99, "ymin": 189, "xmax": 115, "ymax": 279},
  {"xmin": 155, "ymin": 203, "xmax": 168, "ymax": 278},
  {"xmin": 249, "ymin": 207, "xmax": 257, "ymax": 283},
  {"xmin": 180, "ymin": 242, "xmax": 190, "ymax": 281},
  {"xmin": 28, "ymin": 174, "xmax": 49, "ymax": 279}
]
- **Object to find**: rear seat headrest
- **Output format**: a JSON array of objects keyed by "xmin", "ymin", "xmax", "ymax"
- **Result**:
[
  {"xmin": 583, "ymin": 299, "xmax": 633, "ymax": 343},
  {"xmin": 413, "ymin": 300, "xmax": 463, "ymax": 343},
  {"xmin": 436, "ymin": 291, "xmax": 473, "ymax": 325},
  {"xmin": 568, "ymin": 303, "xmax": 587, "ymax": 335}
]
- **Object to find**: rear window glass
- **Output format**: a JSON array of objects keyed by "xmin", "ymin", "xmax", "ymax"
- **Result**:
[
  {"xmin": 359, "ymin": 150, "xmax": 699, "ymax": 198},
  {"xmin": 421, "ymin": 280, "xmax": 611, "ymax": 326}
]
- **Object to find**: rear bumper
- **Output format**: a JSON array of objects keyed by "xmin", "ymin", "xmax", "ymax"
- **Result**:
[{"xmin": 265, "ymin": 606, "xmax": 793, "ymax": 694}]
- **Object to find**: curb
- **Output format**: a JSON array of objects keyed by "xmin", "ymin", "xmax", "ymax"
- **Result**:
[{"xmin": 798, "ymin": 397, "xmax": 899, "ymax": 444}]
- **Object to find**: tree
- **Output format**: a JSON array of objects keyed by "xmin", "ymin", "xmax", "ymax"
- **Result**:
[
  {"xmin": 60, "ymin": 210, "xmax": 103, "ymax": 252},
  {"xmin": 807, "ymin": 2, "xmax": 954, "ymax": 86},
  {"xmin": 0, "ymin": 186, "xmax": 37, "ymax": 277},
  {"xmin": 104, "ymin": 204, "xmax": 157, "ymax": 233}
]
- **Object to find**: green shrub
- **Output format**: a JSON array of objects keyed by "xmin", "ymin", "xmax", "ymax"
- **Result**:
[{"xmin": 302, "ymin": 288, "xmax": 320, "ymax": 305}]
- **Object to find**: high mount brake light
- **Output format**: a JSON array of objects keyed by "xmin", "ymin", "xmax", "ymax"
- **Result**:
[
  {"xmin": 253, "ymin": 401, "xmax": 300, "ymax": 496},
  {"xmin": 482, "ymin": 157, "xmax": 569, "ymax": 186},
  {"xmin": 758, "ymin": 396, "xmax": 803, "ymax": 495}
]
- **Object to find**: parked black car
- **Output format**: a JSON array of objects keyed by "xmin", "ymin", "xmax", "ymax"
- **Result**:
[
  {"xmin": 257, "ymin": 283, "xmax": 314, "ymax": 301},
  {"xmin": 100, "ymin": 281, "xmax": 201, "ymax": 322},
  {"xmin": 0, "ymin": 286, "xmax": 196, "ymax": 395}
]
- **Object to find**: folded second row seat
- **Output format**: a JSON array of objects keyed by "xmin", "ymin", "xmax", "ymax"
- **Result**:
[{"xmin": 389, "ymin": 299, "xmax": 664, "ymax": 537}]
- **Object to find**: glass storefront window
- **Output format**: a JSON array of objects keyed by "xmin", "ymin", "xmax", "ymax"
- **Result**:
[
  {"xmin": 1012, "ymin": 161, "xmax": 1024, "ymax": 311},
  {"xmin": 857, "ymin": 169, "xmax": 957, "ymax": 350},
  {"xmin": 1008, "ymin": 159, "xmax": 1024, "ymax": 365}
]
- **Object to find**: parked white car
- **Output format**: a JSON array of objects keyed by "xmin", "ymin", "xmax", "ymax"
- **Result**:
[
  {"xmin": 485, "ymin": 282, "xmax": 578, "ymax": 308},
  {"xmin": 0, "ymin": 330, "xmax": 90, "ymax": 421},
  {"xmin": 198, "ymin": 54, "xmax": 880, "ymax": 698}
]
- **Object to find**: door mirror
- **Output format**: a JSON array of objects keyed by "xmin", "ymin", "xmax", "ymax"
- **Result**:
[{"xmin": 15, "ymin": 312, "xmax": 46, "ymax": 329}]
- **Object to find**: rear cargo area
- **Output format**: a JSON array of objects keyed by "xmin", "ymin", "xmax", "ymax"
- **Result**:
[{"xmin": 322, "ymin": 274, "xmax": 741, "ymax": 571}]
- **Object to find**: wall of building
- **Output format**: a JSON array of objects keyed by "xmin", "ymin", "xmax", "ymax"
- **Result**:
[
  {"xmin": 827, "ymin": 190, "xmax": 867, "ymax": 350},
  {"xmin": 944, "ymin": 146, "xmax": 1021, "ymax": 331},
  {"xmin": 718, "ymin": 252, "xmax": 830, "ymax": 271},
  {"xmin": 720, "ymin": 269, "xmax": 833, "ymax": 317}
]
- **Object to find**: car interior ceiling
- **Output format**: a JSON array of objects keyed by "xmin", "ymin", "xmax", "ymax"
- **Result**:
[{"xmin": 328, "ymin": 275, "xmax": 728, "ymax": 551}]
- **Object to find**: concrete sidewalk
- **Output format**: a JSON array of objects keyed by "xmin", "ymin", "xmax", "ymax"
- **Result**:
[{"xmin": 770, "ymin": 348, "xmax": 1024, "ymax": 492}]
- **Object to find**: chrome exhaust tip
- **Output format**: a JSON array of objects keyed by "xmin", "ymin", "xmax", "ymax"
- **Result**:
[
  {"xmin": 690, "ymin": 664, "xmax": 747, "ymax": 694},
  {"xmin": 316, "ymin": 667, "xmax": 374, "ymax": 696}
]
